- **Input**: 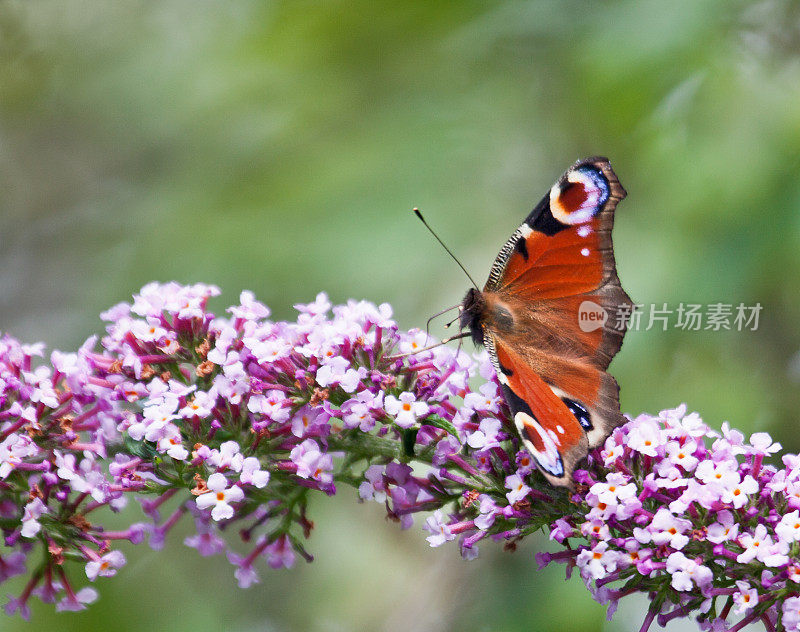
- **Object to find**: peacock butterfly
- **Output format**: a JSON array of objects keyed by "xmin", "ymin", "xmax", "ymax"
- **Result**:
[{"xmin": 460, "ymin": 157, "xmax": 631, "ymax": 487}]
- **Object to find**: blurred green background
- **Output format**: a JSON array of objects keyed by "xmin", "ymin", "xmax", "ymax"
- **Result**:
[{"xmin": 2, "ymin": 1, "xmax": 799, "ymax": 630}]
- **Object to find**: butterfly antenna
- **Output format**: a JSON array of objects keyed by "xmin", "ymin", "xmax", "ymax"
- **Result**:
[
  {"xmin": 414, "ymin": 208, "xmax": 479, "ymax": 290},
  {"xmin": 442, "ymin": 312, "xmax": 461, "ymax": 330},
  {"xmin": 426, "ymin": 304, "xmax": 460, "ymax": 338},
  {"xmin": 384, "ymin": 332, "xmax": 471, "ymax": 362}
]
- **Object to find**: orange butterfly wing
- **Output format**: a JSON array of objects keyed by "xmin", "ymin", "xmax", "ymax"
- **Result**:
[{"xmin": 489, "ymin": 334, "xmax": 588, "ymax": 485}]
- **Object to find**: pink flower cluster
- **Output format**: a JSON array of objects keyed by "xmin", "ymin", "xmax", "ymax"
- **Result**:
[
  {"xmin": 538, "ymin": 406, "xmax": 800, "ymax": 631},
  {"xmin": 0, "ymin": 283, "xmax": 509, "ymax": 616},
  {"xmin": 0, "ymin": 281, "xmax": 796, "ymax": 631},
  {"xmin": 0, "ymin": 334, "xmax": 130, "ymax": 615}
]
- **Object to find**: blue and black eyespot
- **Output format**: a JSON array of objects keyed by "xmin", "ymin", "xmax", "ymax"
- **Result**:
[
  {"xmin": 549, "ymin": 166, "xmax": 609, "ymax": 226},
  {"xmin": 562, "ymin": 397, "xmax": 592, "ymax": 430},
  {"xmin": 525, "ymin": 164, "xmax": 610, "ymax": 236}
]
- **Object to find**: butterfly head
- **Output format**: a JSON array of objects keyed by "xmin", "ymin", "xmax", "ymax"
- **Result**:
[
  {"xmin": 461, "ymin": 289, "xmax": 518, "ymax": 349},
  {"xmin": 460, "ymin": 288, "xmax": 487, "ymax": 347}
]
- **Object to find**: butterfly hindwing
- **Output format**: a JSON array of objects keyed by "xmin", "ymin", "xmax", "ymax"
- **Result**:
[{"xmin": 486, "ymin": 333, "xmax": 588, "ymax": 487}]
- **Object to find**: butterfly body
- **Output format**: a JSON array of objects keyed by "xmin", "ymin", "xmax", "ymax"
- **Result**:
[{"xmin": 461, "ymin": 157, "xmax": 631, "ymax": 487}]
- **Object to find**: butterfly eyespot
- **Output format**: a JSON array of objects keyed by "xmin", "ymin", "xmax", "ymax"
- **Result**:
[
  {"xmin": 562, "ymin": 397, "xmax": 592, "ymax": 430},
  {"xmin": 549, "ymin": 166, "xmax": 609, "ymax": 226},
  {"xmin": 514, "ymin": 411, "xmax": 564, "ymax": 477}
]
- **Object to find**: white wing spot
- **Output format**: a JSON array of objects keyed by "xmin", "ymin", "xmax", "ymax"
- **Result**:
[
  {"xmin": 518, "ymin": 224, "xmax": 533, "ymax": 238},
  {"xmin": 581, "ymin": 247, "xmax": 590, "ymax": 257},
  {"xmin": 556, "ymin": 425, "xmax": 564, "ymax": 434},
  {"xmin": 577, "ymin": 225, "xmax": 591, "ymax": 238}
]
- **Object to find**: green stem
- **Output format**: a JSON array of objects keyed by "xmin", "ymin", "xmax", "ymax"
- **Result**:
[{"xmin": 327, "ymin": 432, "xmax": 406, "ymax": 462}]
